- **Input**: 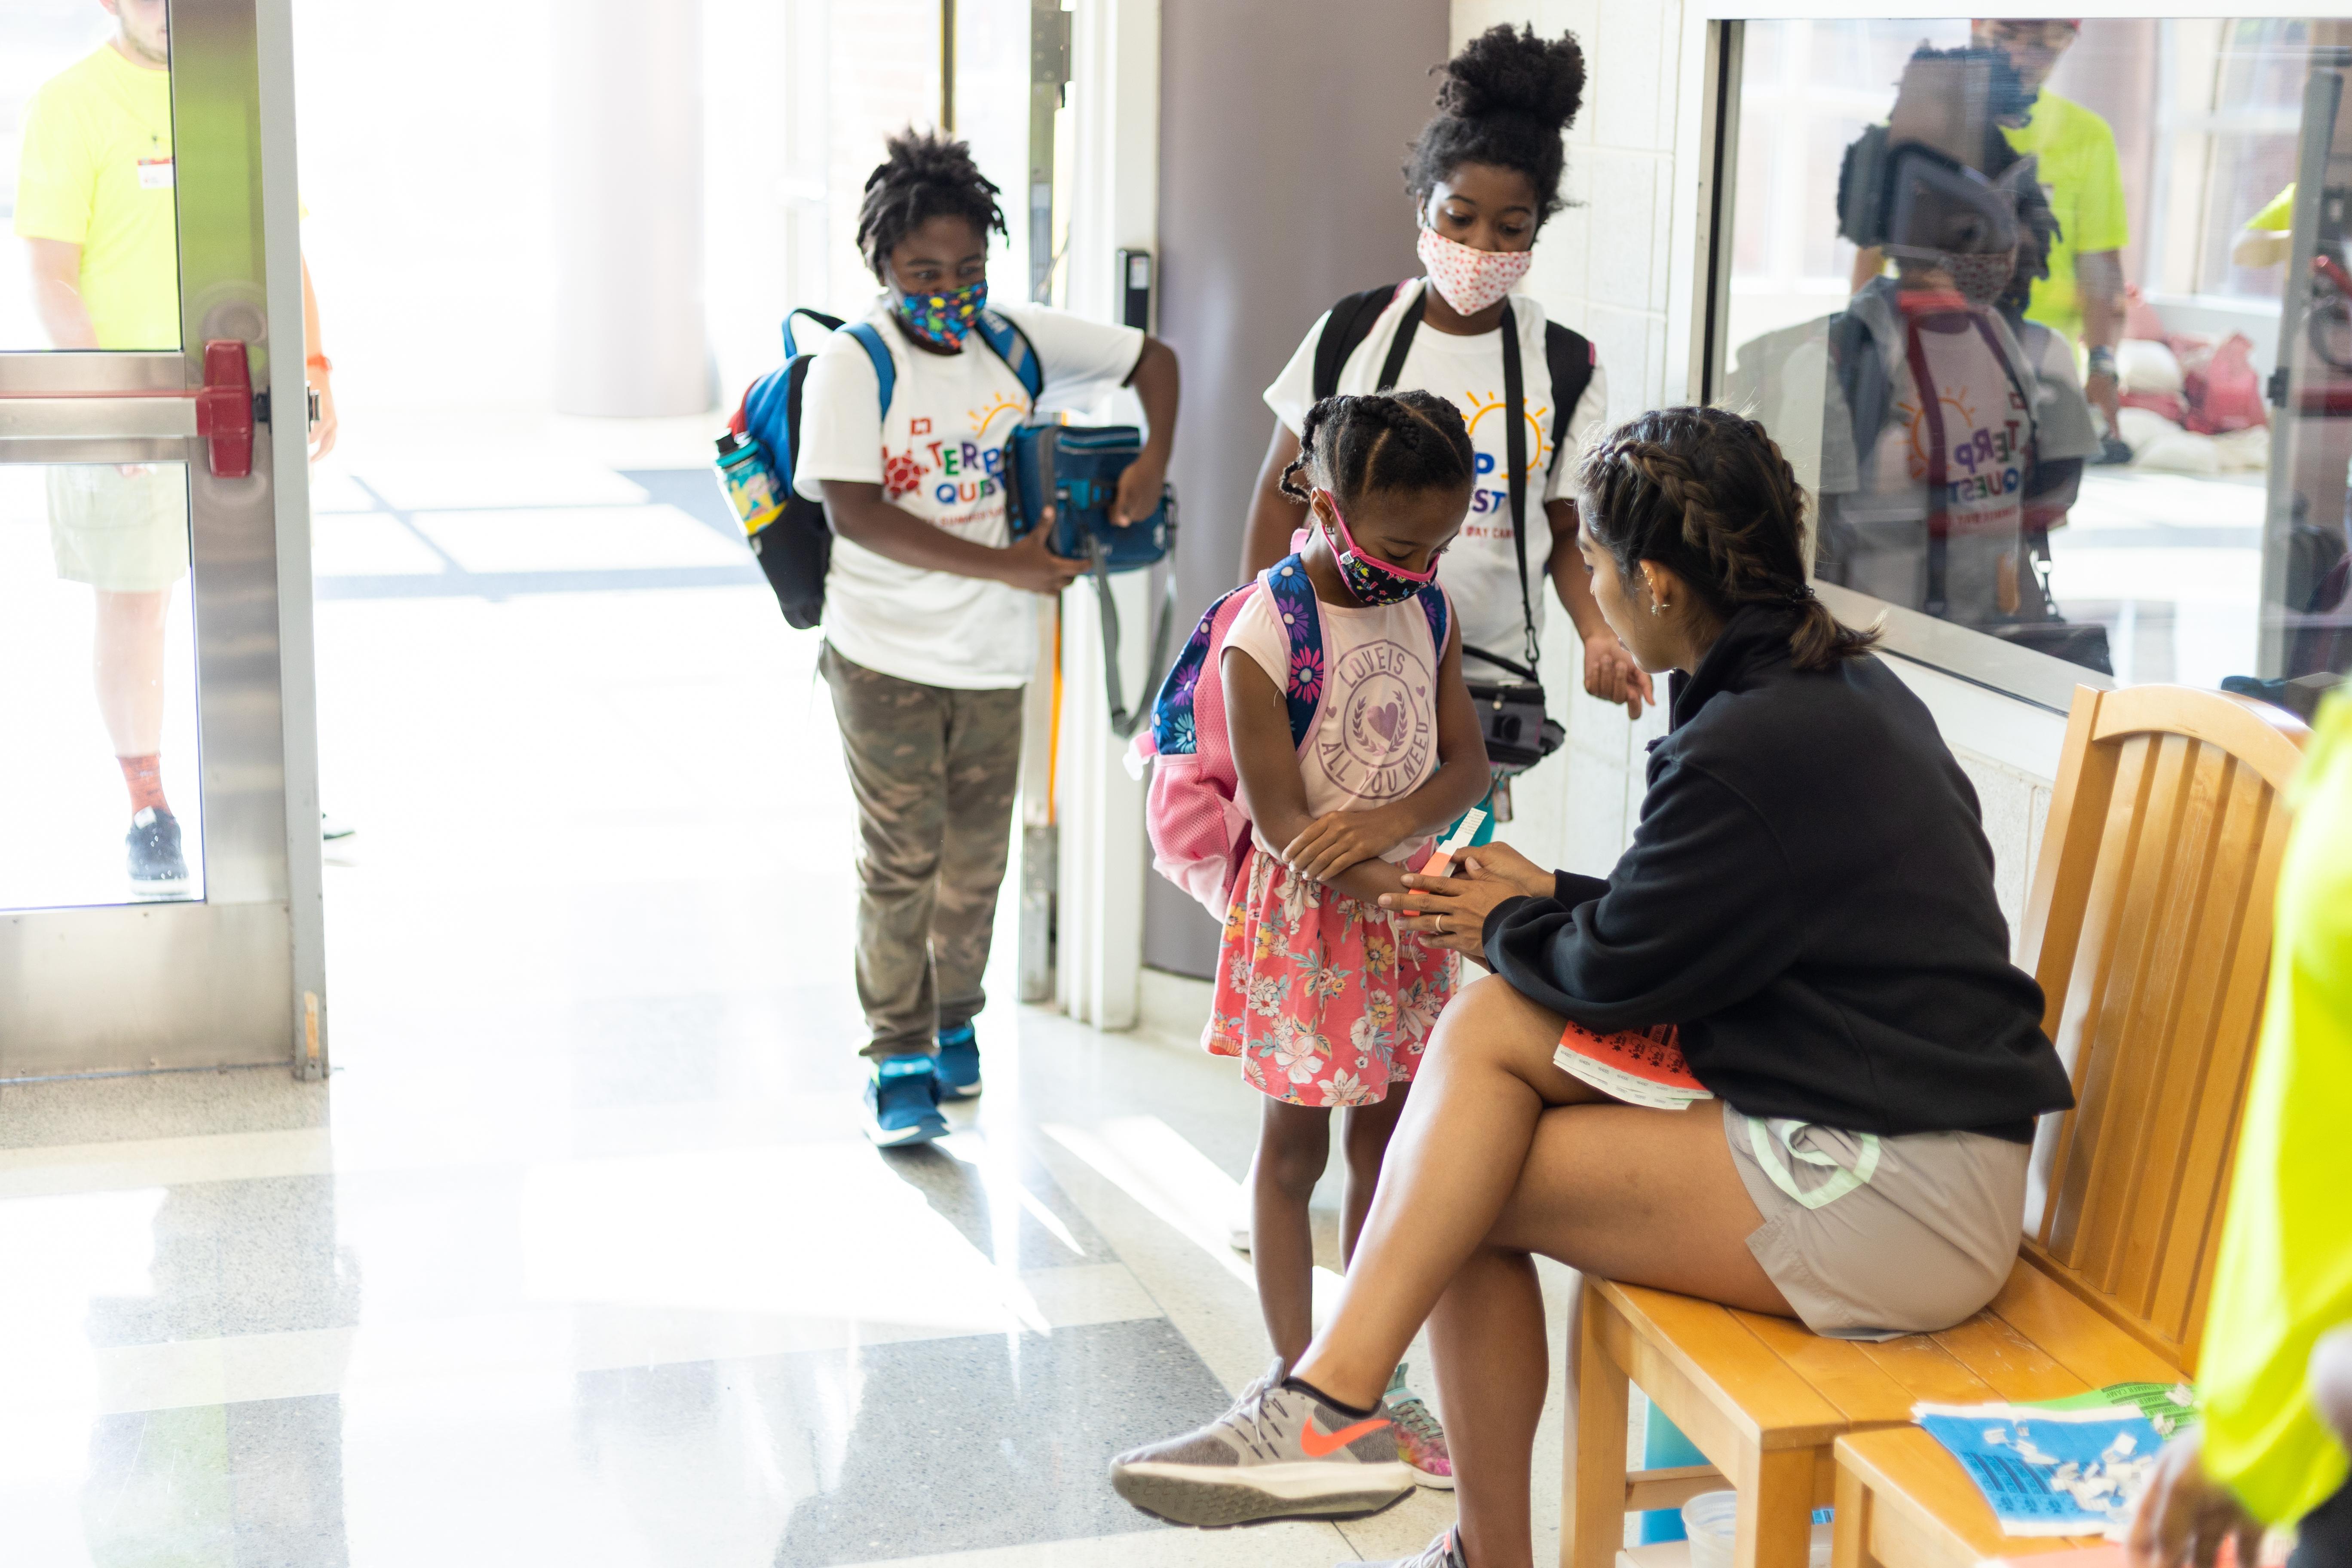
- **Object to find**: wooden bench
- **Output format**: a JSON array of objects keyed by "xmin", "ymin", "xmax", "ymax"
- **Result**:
[{"xmin": 1567, "ymin": 685, "xmax": 2309, "ymax": 1568}]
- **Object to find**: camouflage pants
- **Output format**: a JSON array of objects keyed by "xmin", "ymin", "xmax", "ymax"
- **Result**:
[{"xmin": 820, "ymin": 643, "xmax": 1026, "ymax": 1059}]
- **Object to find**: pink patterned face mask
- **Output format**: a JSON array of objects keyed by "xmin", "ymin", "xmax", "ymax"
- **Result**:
[{"xmin": 1417, "ymin": 226, "xmax": 1534, "ymax": 315}]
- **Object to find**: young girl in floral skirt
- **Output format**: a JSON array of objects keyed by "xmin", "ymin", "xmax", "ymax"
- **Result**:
[{"xmin": 1211, "ymin": 389, "xmax": 1490, "ymax": 1485}]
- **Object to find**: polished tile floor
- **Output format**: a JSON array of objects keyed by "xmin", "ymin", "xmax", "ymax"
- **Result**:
[{"xmin": 0, "ymin": 426, "xmax": 1577, "ymax": 1566}]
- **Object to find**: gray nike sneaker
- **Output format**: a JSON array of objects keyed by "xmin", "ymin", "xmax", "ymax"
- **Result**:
[
  {"xmin": 1356, "ymin": 1527, "xmax": 1466, "ymax": 1568},
  {"xmin": 1108, "ymin": 1358, "xmax": 1414, "ymax": 1526}
]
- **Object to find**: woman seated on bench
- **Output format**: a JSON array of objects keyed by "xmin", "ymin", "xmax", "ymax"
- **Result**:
[{"xmin": 1109, "ymin": 407, "xmax": 2079, "ymax": 1568}]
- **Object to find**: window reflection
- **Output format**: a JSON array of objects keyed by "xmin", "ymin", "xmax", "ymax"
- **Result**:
[{"xmin": 1722, "ymin": 18, "xmax": 2352, "ymax": 712}]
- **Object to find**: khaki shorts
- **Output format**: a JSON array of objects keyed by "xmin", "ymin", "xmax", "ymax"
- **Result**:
[
  {"xmin": 1722, "ymin": 1102, "xmax": 2029, "ymax": 1340},
  {"xmin": 47, "ymin": 463, "xmax": 190, "ymax": 593}
]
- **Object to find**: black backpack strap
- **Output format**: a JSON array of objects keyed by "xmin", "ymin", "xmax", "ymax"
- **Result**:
[
  {"xmin": 782, "ymin": 307, "xmax": 845, "ymax": 363},
  {"xmin": 1374, "ymin": 288, "xmax": 1424, "ymax": 392},
  {"xmin": 1311, "ymin": 282, "xmax": 1410, "ymax": 402},
  {"xmin": 1543, "ymin": 322, "xmax": 1596, "ymax": 474},
  {"xmin": 1499, "ymin": 300, "xmax": 1538, "ymax": 671}
]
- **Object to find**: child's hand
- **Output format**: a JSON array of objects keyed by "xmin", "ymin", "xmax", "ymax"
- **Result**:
[
  {"xmin": 1583, "ymin": 635, "xmax": 1655, "ymax": 718},
  {"xmin": 999, "ymin": 512, "xmax": 1088, "ymax": 594},
  {"xmin": 1282, "ymin": 806, "xmax": 1409, "ymax": 884},
  {"xmin": 1111, "ymin": 452, "xmax": 1168, "ymax": 527}
]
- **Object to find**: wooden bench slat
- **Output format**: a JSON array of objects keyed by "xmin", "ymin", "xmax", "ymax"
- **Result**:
[
  {"xmin": 1731, "ymin": 1310, "xmax": 1924, "ymax": 1426},
  {"xmin": 1598, "ymin": 1281, "xmax": 1849, "ymax": 1449},
  {"xmin": 1989, "ymin": 1263, "xmax": 2184, "ymax": 1387},
  {"xmin": 1852, "ymin": 1331, "xmax": 2003, "ymax": 1406},
  {"xmin": 1927, "ymin": 1311, "xmax": 2095, "ymax": 1403}
]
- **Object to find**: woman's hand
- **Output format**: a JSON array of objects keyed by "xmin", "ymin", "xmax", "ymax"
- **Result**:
[
  {"xmin": 1283, "ymin": 806, "xmax": 1410, "ymax": 884},
  {"xmin": 1455, "ymin": 841, "xmax": 1556, "ymax": 900},
  {"xmin": 2125, "ymin": 1431, "xmax": 2266, "ymax": 1568},
  {"xmin": 1378, "ymin": 860, "xmax": 1528, "ymax": 957}
]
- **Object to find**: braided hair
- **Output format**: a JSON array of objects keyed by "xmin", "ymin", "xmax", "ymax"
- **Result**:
[
  {"xmin": 1404, "ymin": 24, "xmax": 1587, "ymax": 220},
  {"xmin": 1996, "ymin": 175, "xmax": 2062, "ymax": 320},
  {"xmin": 1278, "ymin": 391, "xmax": 1476, "ymax": 511},
  {"xmin": 856, "ymin": 129, "xmax": 1008, "ymax": 279},
  {"xmin": 1576, "ymin": 407, "xmax": 1880, "ymax": 672}
]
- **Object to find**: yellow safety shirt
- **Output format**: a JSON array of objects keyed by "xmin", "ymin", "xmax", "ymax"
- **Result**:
[
  {"xmin": 12, "ymin": 43, "xmax": 180, "ymax": 351},
  {"xmin": 2200, "ymin": 692, "xmax": 2352, "ymax": 1526},
  {"xmin": 2003, "ymin": 92, "xmax": 2128, "ymax": 342}
]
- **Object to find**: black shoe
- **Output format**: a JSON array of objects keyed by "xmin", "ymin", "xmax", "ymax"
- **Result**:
[{"xmin": 126, "ymin": 807, "xmax": 189, "ymax": 897}]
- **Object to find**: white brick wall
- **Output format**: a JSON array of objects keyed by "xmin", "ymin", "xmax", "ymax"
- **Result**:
[{"xmin": 1451, "ymin": 1, "xmax": 1683, "ymax": 882}]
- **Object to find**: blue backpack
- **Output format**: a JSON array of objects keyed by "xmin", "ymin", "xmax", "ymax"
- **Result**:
[
  {"xmin": 719, "ymin": 307, "xmax": 1043, "ymax": 629},
  {"xmin": 1136, "ymin": 554, "xmax": 1449, "ymax": 914}
]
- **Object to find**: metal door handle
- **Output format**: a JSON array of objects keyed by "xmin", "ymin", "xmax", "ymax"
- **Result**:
[{"xmin": 0, "ymin": 339, "xmax": 258, "ymax": 477}]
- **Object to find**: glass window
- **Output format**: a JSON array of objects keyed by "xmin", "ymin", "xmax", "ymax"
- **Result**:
[
  {"xmin": 2, "ymin": 0, "xmax": 182, "ymax": 354},
  {"xmin": 0, "ymin": 460, "xmax": 204, "ymax": 910},
  {"xmin": 1715, "ymin": 17, "xmax": 2352, "ymax": 714}
]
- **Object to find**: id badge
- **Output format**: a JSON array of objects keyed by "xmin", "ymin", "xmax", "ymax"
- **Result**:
[{"xmin": 138, "ymin": 157, "xmax": 174, "ymax": 190}]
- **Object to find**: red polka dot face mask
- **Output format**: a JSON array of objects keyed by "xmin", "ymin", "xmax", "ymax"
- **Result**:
[{"xmin": 1416, "ymin": 227, "xmax": 1534, "ymax": 316}]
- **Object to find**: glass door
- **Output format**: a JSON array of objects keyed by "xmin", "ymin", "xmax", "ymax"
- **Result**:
[{"xmin": 0, "ymin": 0, "xmax": 324, "ymax": 1078}]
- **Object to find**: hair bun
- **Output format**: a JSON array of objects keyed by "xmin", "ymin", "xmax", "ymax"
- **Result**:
[{"xmin": 1435, "ymin": 23, "xmax": 1585, "ymax": 132}]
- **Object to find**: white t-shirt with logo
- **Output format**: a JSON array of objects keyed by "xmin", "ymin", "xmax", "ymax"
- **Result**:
[
  {"xmin": 796, "ymin": 299, "xmax": 1146, "ymax": 689},
  {"xmin": 1861, "ymin": 311, "xmax": 2034, "ymax": 539},
  {"xmin": 1222, "ymin": 570, "xmax": 1449, "ymax": 864},
  {"xmin": 1264, "ymin": 280, "xmax": 1608, "ymax": 677}
]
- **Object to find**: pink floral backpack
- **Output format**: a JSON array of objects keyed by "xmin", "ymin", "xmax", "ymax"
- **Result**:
[{"xmin": 1130, "ymin": 553, "xmax": 1449, "ymax": 916}]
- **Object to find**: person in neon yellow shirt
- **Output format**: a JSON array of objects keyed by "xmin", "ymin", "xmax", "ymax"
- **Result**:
[
  {"xmin": 15, "ymin": 0, "xmax": 194, "ymax": 893},
  {"xmin": 2236, "ymin": 184, "xmax": 2297, "ymax": 271},
  {"xmin": 2127, "ymin": 692, "xmax": 2352, "ymax": 1568},
  {"xmin": 16, "ymin": 0, "xmax": 343, "ymax": 891}
]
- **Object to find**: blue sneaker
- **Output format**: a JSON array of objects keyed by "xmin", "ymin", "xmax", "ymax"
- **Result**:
[
  {"xmin": 936, "ymin": 1024, "xmax": 982, "ymax": 1100},
  {"xmin": 864, "ymin": 1055, "xmax": 947, "ymax": 1147}
]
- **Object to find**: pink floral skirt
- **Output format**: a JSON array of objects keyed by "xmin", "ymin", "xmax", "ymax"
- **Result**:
[{"xmin": 1205, "ymin": 847, "xmax": 1458, "ymax": 1107}]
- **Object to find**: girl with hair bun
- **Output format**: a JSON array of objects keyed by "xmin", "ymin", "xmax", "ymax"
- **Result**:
[
  {"xmin": 1246, "ymin": 24, "xmax": 1649, "ymax": 848},
  {"xmin": 1115, "ymin": 408, "xmax": 2074, "ymax": 1568}
]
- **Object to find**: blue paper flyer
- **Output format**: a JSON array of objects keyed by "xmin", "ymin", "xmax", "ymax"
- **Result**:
[{"xmin": 1913, "ymin": 1402, "xmax": 2167, "ymax": 1538}]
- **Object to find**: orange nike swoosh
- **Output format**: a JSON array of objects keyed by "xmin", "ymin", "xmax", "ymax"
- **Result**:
[{"xmin": 1299, "ymin": 1415, "xmax": 1390, "ymax": 1458}]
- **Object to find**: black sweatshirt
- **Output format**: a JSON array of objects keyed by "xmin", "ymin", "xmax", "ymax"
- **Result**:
[{"xmin": 1482, "ymin": 606, "xmax": 2074, "ymax": 1142}]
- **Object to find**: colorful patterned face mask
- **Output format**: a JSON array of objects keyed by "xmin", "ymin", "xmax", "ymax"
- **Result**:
[
  {"xmin": 1417, "ymin": 226, "xmax": 1535, "ymax": 316},
  {"xmin": 1318, "ymin": 489, "xmax": 1440, "ymax": 606},
  {"xmin": 895, "ymin": 276, "xmax": 988, "ymax": 348}
]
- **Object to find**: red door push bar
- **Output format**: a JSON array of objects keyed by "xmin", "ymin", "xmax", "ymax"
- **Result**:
[{"xmin": 193, "ymin": 338, "xmax": 254, "ymax": 478}]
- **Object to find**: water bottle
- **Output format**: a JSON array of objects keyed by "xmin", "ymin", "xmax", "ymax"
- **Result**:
[{"xmin": 715, "ymin": 430, "xmax": 784, "ymax": 535}]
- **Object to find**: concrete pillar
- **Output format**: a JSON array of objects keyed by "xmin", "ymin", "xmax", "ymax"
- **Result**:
[{"xmin": 553, "ymin": 0, "xmax": 713, "ymax": 416}]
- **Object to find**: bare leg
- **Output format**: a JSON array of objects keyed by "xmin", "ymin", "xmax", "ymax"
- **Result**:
[
  {"xmin": 1291, "ymin": 975, "xmax": 1794, "ymax": 1568},
  {"xmin": 1338, "ymin": 1080, "xmax": 1409, "ymax": 1268},
  {"xmin": 1427, "ymin": 1242, "xmax": 1550, "ymax": 1562},
  {"xmin": 92, "ymin": 588, "xmax": 170, "ymax": 760},
  {"xmin": 1252, "ymin": 1098, "xmax": 1332, "ymax": 1367}
]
